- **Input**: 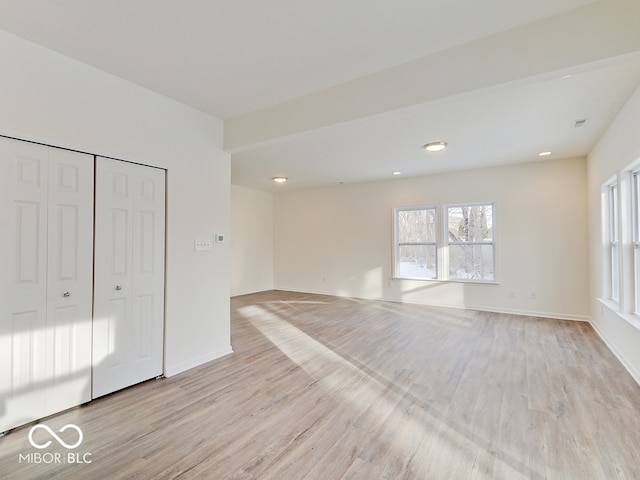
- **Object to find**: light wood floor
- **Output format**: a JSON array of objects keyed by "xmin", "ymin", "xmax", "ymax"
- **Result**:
[{"xmin": 2, "ymin": 290, "xmax": 640, "ymax": 479}]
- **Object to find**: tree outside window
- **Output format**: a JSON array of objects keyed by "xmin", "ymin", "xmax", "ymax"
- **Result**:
[
  {"xmin": 393, "ymin": 203, "xmax": 495, "ymax": 282},
  {"xmin": 447, "ymin": 204, "xmax": 494, "ymax": 281},
  {"xmin": 395, "ymin": 207, "xmax": 437, "ymax": 279}
]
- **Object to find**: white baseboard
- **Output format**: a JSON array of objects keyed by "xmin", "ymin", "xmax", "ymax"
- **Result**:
[
  {"xmin": 272, "ymin": 287, "xmax": 590, "ymax": 322},
  {"xmin": 589, "ymin": 320, "xmax": 640, "ymax": 387},
  {"xmin": 231, "ymin": 287, "xmax": 274, "ymax": 297},
  {"xmin": 165, "ymin": 345, "xmax": 233, "ymax": 377},
  {"xmin": 460, "ymin": 305, "xmax": 590, "ymax": 322}
]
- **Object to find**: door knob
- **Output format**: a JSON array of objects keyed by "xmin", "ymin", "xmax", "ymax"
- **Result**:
[
  {"xmin": 63, "ymin": 291, "xmax": 70, "ymax": 297},
  {"xmin": 115, "ymin": 285, "xmax": 122, "ymax": 290}
]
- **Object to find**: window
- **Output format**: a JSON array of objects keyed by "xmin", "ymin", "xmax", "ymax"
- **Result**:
[
  {"xmin": 447, "ymin": 203, "xmax": 495, "ymax": 281},
  {"xmin": 394, "ymin": 207, "xmax": 437, "ymax": 279},
  {"xmin": 609, "ymin": 183, "xmax": 619, "ymax": 302},
  {"xmin": 602, "ymin": 161, "xmax": 640, "ymax": 320},
  {"xmin": 633, "ymin": 171, "xmax": 640, "ymax": 313},
  {"xmin": 393, "ymin": 203, "xmax": 495, "ymax": 282}
]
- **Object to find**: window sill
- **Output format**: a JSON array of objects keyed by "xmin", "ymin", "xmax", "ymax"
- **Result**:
[{"xmin": 597, "ymin": 298, "xmax": 640, "ymax": 332}]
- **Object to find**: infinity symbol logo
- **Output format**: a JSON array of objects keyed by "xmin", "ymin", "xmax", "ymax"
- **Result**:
[{"xmin": 28, "ymin": 424, "xmax": 83, "ymax": 450}]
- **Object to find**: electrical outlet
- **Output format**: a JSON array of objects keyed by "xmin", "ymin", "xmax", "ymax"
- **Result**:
[
  {"xmin": 194, "ymin": 239, "xmax": 212, "ymax": 251},
  {"xmin": 530, "ymin": 291, "xmax": 537, "ymax": 300}
]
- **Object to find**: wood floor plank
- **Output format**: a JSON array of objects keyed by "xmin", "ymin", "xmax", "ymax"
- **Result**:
[{"xmin": 2, "ymin": 290, "xmax": 640, "ymax": 479}]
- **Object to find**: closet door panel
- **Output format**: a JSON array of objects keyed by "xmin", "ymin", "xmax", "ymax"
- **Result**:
[
  {"xmin": 46, "ymin": 148, "xmax": 94, "ymax": 415},
  {"xmin": 103, "ymin": 297, "xmax": 131, "ymax": 369},
  {"xmin": 93, "ymin": 157, "xmax": 165, "ymax": 398},
  {"xmin": 1, "ymin": 138, "xmax": 93, "ymax": 432},
  {"xmin": 131, "ymin": 164, "xmax": 165, "ymax": 383},
  {"xmin": 0, "ymin": 138, "xmax": 49, "ymax": 431},
  {"xmin": 93, "ymin": 158, "xmax": 134, "ymax": 398}
]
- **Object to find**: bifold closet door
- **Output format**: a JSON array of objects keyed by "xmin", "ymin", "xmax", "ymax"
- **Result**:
[
  {"xmin": 93, "ymin": 157, "xmax": 165, "ymax": 398},
  {"xmin": 0, "ymin": 137, "xmax": 93, "ymax": 432}
]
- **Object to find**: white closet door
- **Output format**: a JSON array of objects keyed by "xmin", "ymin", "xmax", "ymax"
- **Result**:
[
  {"xmin": 93, "ymin": 157, "xmax": 165, "ymax": 398},
  {"xmin": 130, "ymin": 162, "xmax": 166, "ymax": 384},
  {"xmin": 0, "ymin": 137, "xmax": 93, "ymax": 432},
  {"xmin": 45, "ymin": 147, "xmax": 94, "ymax": 414},
  {"xmin": 0, "ymin": 138, "xmax": 49, "ymax": 432}
]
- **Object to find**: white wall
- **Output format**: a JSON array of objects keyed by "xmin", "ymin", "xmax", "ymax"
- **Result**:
[
  {"xmin": 588, "ymin": 84, "xmax": 640, "ymax": 384},
  {"xmin": 0, "ymin": 30, "xmax": 231, "ymax": 377},
  {"xmin": 231, "ymin": 185, "xmax": 274, "ymax": 296},
  {"xmin": 274, "ymin": 157, "xmax": 589, "ymax": 320}
]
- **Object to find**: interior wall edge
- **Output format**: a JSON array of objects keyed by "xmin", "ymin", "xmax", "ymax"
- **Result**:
[
  {"xmin": 231, "ymin": 288, "xmax": 275, "ymax": 298},
  {"xmin": 165, "ymin": 346, "xmax": 233, "ymax": 378}
]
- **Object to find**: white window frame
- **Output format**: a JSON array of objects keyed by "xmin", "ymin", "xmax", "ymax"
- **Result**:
[
  {"xmin": 633, "ymin": 170, "xmax": 640, "ymax": 314},
  {"xmin": 392, "ymin": 202, "xmax": 496, "ymax": 283},
  {"xmin": 445, "ymin": 202, "xmax": 496, "ymax": 282},
  {"xmin": 600, "ymin": 161, "xmax": 640, "ymax": 329},
  {"xmin": 393, "ymin": 206, "xmax": 438, "ymax": 279},
  {"xmin": 608, "ymin": 182, "xmax": 620, "ymax": 303}
]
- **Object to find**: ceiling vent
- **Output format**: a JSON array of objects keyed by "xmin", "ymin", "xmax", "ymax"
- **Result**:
[{"xmin": 574, "ymin": 118, "xmax": 588, "ymax": 128}]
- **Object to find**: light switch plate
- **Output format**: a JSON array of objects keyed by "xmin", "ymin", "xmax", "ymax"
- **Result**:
[{"xmin": 194, "ymin": 239, "xmax": 212, "ymax": 251}]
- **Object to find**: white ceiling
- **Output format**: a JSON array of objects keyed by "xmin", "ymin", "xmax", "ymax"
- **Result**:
[
  {"xmin": 0, "ymin": 0, "xmax": 639, "ymax": 192},
  {"xmin": 231, "ymin": 58, "xmax": 640, "ymax": 190}
]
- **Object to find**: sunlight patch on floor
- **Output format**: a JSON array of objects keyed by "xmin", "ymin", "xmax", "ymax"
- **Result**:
[{"xmin": 237, "ymin": 304, "xmax": 532, "ymax": 478}]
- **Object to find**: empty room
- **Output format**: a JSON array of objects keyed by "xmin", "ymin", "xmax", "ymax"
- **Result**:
[{"xmin": 1, "ymin": 1, "xmax": 640, "ymax": 479}]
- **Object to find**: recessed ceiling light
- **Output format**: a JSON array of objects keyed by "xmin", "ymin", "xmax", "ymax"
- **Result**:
[
  {"xmin": 538, "ymin": 151, "xmax": 552, "ymax": 157},
  {"xmin": 272, "ymin": 176, "xmax": 288, "ymax": 183},
  {"xmin": 424, "ymin": 141, "xmax": 447, "ymax": 152},
  {"xmin": 393, "ymin": 171, "xmax": 402, "ymax": 175}
]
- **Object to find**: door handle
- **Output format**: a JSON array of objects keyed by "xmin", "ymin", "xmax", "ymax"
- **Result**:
[{"xmin": 63, "ymin": 291, "xmax": 70, "ymax": 297}]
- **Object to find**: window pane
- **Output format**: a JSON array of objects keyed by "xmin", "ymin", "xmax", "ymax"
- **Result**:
[
  {"xmin": 635, "ymin": 244, "xmax": 640, "ymax": 313},
  {"xmin": 449, "ymin": 244, "xmax": 494, "ymax": 281},
  {"xmin": 634, "ymin": 173, "xmax": 640, "ymax": 242},
  {"xmin": 634, "ymin": 173, "xmax": 640, "ymax": 312},
  {"xmin": 398, "ymin": 244, "xmax": 436, "ymax": 278},
  {"xmin": 609, "ymin": 183, "xmax": 618, "ymax": 301},
  {"xmin": 448, "ymin": 205, "xmax": 493, "ymax": 242},
  {"xmin": 611, "ymin": 243, "xmax": 619, "ymax": 301},
  {"xmin": 610, "ymin": 185, "xmax": 618, "ymax": 242},
  {"xmin": 398, "ymin": 208, "xmax": 436, "ymax": 243}
]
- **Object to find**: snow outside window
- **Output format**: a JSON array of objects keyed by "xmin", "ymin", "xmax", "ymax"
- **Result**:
[{"xmin": 395, "ymin": 207, "xmax": 437, "ymax": 279}]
